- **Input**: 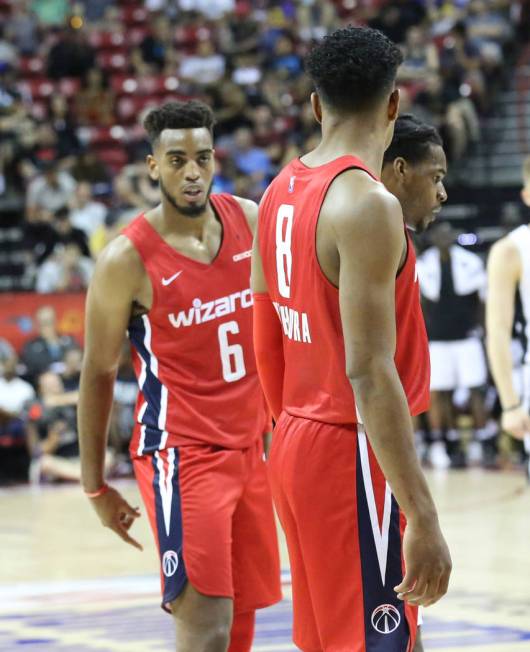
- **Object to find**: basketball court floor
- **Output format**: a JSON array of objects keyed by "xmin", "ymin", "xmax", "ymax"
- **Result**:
[{"xmin": 1, "ymin": 468, "xmax": 529, "ymax": 651}]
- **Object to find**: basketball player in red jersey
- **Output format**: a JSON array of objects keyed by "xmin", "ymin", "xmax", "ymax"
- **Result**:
[
  {"xmin": 78, "ymin": 101, "xmax": 281, "ymax": 652},
  {"xmin": 252, "ymin": 28, "xmax": 451, "ymax": 652}
]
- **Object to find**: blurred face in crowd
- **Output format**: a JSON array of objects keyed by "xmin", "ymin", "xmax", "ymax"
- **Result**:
[
  {"xmin": 234, "ymin": 127, "xmax": 253, "ymax": 152},
  {"xmin": 38, "ymin": 371, "xmax": 64, "ymax": 398},
  {"xmin": 2, "ymin": 355, "xmax": 18, "ymax": 380},
  {"xmin": 35, "ymin": 306, "xmax": 57, "ymax": 336},
  {"xmin": 76, "ymin": 181, "xmax": 92, "ymax": 206},
  {"xmin": 382, "ymin": 143, "xmax": 447, "ymax": 234},
  {"xmin": 147, "ymin": 127, "xmax": 215, "ymax": 218}
]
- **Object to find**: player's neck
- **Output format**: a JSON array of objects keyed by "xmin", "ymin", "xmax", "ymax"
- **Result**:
[
  {"xmin": 313, "ymin": 117, "xmax": 387, "ymax": 174},
  {"xmin": 150, "ymin": 201, "xmax": 216, "ymax": 239}
]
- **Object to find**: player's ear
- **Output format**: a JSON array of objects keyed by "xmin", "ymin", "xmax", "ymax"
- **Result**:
[
  {"xmin": 311, "ymin": 92, "xmax": 323, "ymax": 125},
  {"xmin": 146, "ymin": 154, "xmax": 159, "ymax": 181},
  {"xmin": 521, "ymin": 187, "xmax": 530, "ymax": 207},
  {"xmin": 393, "ymin": 157, "xmax": 407, "ymax": 182},
  {"xmin": 388, "ymin": 88, "xmax": 400, "ymax": 122}
]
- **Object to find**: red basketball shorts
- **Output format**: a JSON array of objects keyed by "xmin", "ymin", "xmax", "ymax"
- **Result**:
[
  {"xmin": 133, "ymin": 436, "xmax": 282, "ymax": 613},
  {"xmin": 269, "ymin": 413, "xmax": 419, "ymax": 652}
]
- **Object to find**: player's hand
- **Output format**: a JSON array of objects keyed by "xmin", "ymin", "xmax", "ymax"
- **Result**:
[
  {"xmin": 394, "ymin": 518, "xmax": 451, "ymax": 607},
  {"xmin": 501, "ymin": 406, "xmax": 530, "ymax": 440},
  {"xmin": 89, "ymin": 486, "xmax": 143, "ymax": 550}
]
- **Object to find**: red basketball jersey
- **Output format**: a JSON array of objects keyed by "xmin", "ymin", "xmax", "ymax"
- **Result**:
[
  {"xmin": 123, "ymin": 194, "xmax": 269, "ymax": 455},
  {"xmin": 258, "ymin": 155, "xmax": 430, "ymax": 424}
]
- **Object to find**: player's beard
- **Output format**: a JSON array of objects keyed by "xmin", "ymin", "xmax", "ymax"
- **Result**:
[{"xmin": 159, "ymin": 178, "xmax": 213, "ymax": 218}]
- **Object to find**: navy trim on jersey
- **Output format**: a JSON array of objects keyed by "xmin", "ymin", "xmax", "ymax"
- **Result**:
[
  {"xmin": 356, "ymin": 442, "xmax": 409, "ymax": 651},
  {"xmin": 129, "ymin": 315, "xmax": 168, "ymax": 454},
  {"xmin": 151, "ymin": 449, "xmax": 187, "ymax": 609}
]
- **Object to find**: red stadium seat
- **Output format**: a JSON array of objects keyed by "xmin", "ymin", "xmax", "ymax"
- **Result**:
[
  {"xmin": 112, "ymin": 74, "xmax": 181, "ymax": 97},
  {"xmin": 96, "ymin": 146, "xmax": 128, "ymax": 172},
  {"xmin": 88, "ymin": 31, "xmax": 127, "ymax": 50},
  {"xmin": 77, "ymin": 126, "xmax": 128, "ymax": 148},
  {"xmin": 97, "ymin": 52, "xmax": 128, "ymax": 73},
  {"xmin": 18, "ymin": 57, "xmax": 45, "ymax": 78},
  {"xmin": 118, "ymin": 5, "xmax": 148, "ymax": 26},
  {"xmin": 57, "ymin": 77, "xmax": 81, "ymax": 98},
  {"xmin": 116, "ymin": 95, "xmax": 160, "ymax": 123},
  {"xmin": 17, "ymin": 78, "xmax": 54, "ymax": 100}
]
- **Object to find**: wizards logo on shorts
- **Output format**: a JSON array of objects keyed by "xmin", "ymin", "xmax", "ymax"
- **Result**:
[
  {"xmin": 371, "ymin": 604, "xmax": 401, "ymax": 634},
  {"xmin": 162, "ymin": 550, "xmax": 179, "ymax": 577}
]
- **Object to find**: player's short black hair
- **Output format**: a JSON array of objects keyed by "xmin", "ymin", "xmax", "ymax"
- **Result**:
[
  {"xmin": 304, "ymin": 26, "xmax": 403, "ymax": 114},
  {"xmin": 383, "ymin": 114, "xmax": 443, "ymax": 165},
  {"xmin": 143, "ymin": 100, "xmax": 215, "ymax": 145}
]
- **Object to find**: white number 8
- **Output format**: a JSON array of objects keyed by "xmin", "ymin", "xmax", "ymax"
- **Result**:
[
  {"xmin": 218, "ymin": 321, "xmax": 246, "ymax": 383},
  {"xmin": 276, "ymin": 204, "xmax": 294, "ymax": 298}
]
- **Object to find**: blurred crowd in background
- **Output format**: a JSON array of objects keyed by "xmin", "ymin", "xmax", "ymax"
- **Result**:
[{"xmin": 1, "ymin": 0, "xmax": 530, "ymax": 485}]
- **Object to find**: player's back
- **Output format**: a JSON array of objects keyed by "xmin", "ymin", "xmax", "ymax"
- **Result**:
[{"xmin": 258, "ymin": 156, "xmax": 429, "ymax": 425}]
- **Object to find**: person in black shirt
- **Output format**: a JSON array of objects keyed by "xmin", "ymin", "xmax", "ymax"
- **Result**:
[{"xmin": 418, "ymin": 221, "xmax": 489, "ymax": 468}]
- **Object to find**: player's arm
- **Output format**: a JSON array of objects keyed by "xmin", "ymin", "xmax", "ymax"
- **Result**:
[
  {"xmin": 250, "ymin": 207, "xmax": 285, "ymax": 422},
  {"xmin": 78, "ymin": 236, "xmax": 144, "ymax": 550},
  {"xmin": 329, "ymin": 174, "xmax": 451, "ymax": 607},
  {"xmin": 486, "ymin": 238, "xmax": 530, "ymax": 439}
]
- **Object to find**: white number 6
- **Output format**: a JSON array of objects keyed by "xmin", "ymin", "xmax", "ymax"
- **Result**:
[{"xmin": 218, "ymin": 321, "xmax": 246, "ymax": 383}]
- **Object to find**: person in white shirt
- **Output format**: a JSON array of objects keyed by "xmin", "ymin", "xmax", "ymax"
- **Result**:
[
  {"xmin": 69, "ymin": 181, "xmax": 107, "ymax": 237},
  {"xmin": 0, "ymin": 353, "xmax": 35, "ymax": 416}
]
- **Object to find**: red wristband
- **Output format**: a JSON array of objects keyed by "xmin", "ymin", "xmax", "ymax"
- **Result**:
[{"xmin": 84, "ymin": 483, "xmax": 109, "ymax": 498}]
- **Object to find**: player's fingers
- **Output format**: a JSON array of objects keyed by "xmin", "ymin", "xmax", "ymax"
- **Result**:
[
  {"xmin": 110, "ymin": 521, "xmax": 143, "ymax": 550},
  {"xmin": 394, "ymin": 574, "xmax": 417, "ymax": 598},
  {"xmin": 402, "ymin": 578, "xmax": 428, "ymax": 605}
]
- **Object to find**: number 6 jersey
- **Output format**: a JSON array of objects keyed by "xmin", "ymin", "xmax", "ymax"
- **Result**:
[{"xmin": 123, "ymin": 194, "xmax": 269, "ymax": 456}]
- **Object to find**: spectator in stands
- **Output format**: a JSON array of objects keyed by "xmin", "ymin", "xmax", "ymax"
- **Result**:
[
  {"xmin": 5, "ymin": 0, "xmax": 40, "ymax": 56},
  {"xmin": 36, "ymin": 241, "xmax": 94, "ymax": 293},
  {"xmin": 0, "ymin": 338, "xmax": 16, "ymax": 373},
  {"xmin": 75, "ymin": 68, "xmax": 115, "ymax": 127},
  {"xmin": 26, "ymin": 370, "xmax": 81, "ymax": 483},
  {"xmin": 134, "ymin": 14, "xmax": 174, "ymax": 73},
  {"xmin": 69, "ymin": 181, "xmax": 107, "ymax": 237},
  {"xmin": 398, "ymin": 25, "xmax": 440, "ymax": 85},
  {"xmin": 0, "ymin": 353, "xmax": 34, "ymax": 485},
  {"xmin": 46, "ymin": 26, "xmax": 96, "ymax": 80},
  {"xmin": 70, "ymin": 149, "xmax": 111, "ymax": 191},
  {"xmin": 52, "ymin": 206, "xmax": 90, "ymax": 254},
  {"xmin": 179, "ymin": 40, "xmax": 226, "ymax": 85},
  {"xmin": 60, "ymin": 346, "xmax": 83, "ymax": 391},
  {"xmin": 0, "ymin": 27, "xmax": 17, "ymax": 69},
  {"xmin": 114, "ymin": 156, "xmax": 160, "ymax": 212},
  {"xmin": 0, "ymin": 352, "xmax": 36, "ymax": 418},
  {"xmin": 417, "ymin": 221, "xmax": 490, "ymax": 468},
  {"xmin": 268, "ymin": 34, "xmax": 303, "ymax": 79},
  {"xmin": 20, "ymin": 305, "xmax": 77, "ymax": 381},
  {"xmin": 466, "ymin": 0, "xmax": 512, "ymax": 66},
  {"xmin": 26, "ymin": 159, "xmax": 77, "ymax": 223},
  {"xmin": 232, "ymin": 126, "xmax": 271, "ymax": 191},
  {"xmin": 47, "ymin": 95, "xmax": 81, "ymax": 161}
]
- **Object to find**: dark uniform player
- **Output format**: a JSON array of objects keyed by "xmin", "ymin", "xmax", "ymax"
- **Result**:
[
  {"xmin": 78, "ymin": 101, "xmax": 281, "ymax": 652},
  {"xmin": 252, "ymin": 28, "xmax": 451, "ymax": 652}
]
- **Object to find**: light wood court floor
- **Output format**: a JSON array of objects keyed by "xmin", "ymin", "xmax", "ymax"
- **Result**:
[{"xmin": 1, "ymin": 469, "xmax": 529, "ymax": 651}]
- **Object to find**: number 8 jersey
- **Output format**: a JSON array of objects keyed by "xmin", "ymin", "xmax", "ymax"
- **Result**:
[
  {"xmin": 258, "ymin": 155, "xmax": 430, "ymax": 425},
  {"xmin": 123, "ymin": 194, "xmax": 269, "ymax": 456}
]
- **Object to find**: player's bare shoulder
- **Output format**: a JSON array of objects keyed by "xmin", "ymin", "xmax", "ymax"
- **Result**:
[
  {"xmin": 90, "ymin": 234, "xmax": 149, "ymax": 307},
  {"xmin": 233, "ymin": 195, "xmax": 258, "ymax": 236},
  {"xmin": 321, "ymin": 168, "xmax": 404, "ymax": 246}
]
